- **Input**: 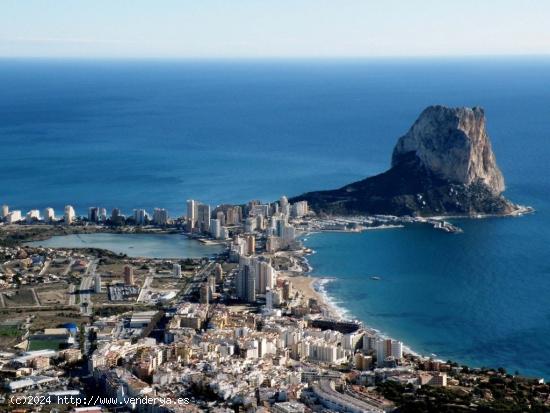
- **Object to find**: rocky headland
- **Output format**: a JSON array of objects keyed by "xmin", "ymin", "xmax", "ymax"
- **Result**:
[{"xmin": 292, "ymin": 105, "xmax": 519, "ymax": 216}]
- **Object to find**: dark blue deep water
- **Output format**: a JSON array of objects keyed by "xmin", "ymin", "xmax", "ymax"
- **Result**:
[{"xmin": 1, "ymin": 58, "xmax": 550, "ymax": 377}]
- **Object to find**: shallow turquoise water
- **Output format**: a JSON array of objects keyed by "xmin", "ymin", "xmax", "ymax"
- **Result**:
[{"xmin": 26, "ymin": 233, "xmax": 224, "ymax": 258}]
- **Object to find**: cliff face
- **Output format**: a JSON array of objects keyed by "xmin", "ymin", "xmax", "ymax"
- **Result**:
[
  {"xmin": 291, "ymin": 105, "xmax": 516, "ymax": 216},
  {"xmin": 392, "ymin": 106, "xmax": 505, "ymax": 195}
]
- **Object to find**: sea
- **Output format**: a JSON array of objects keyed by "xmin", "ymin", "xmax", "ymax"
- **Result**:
[{"xmin": 1, "ymin": 57, "xmax": 549, "ymax": 377}]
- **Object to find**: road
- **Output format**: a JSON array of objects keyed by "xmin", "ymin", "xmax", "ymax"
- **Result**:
[
  {"xmin": 62, "ymin": 258, "xmax": 75, "ymax": 276},
  {"xmin": 79, "ymin": 276, "xmax": 93, "ymax": 315},
  {"xmin": 79, "ymin": 258, "xmax": 98, "ymax": 315},
  {"xmin": 38, "ymin": 259, "xmax": 51, "ymax": 276},
  {"xmin": 31, "ymin": 288, "xmax": 41, "ymax": 306},
  {"xmin": 84, "ymin": 258, "xmax": 96, "ymax": 276},
  {"xmin": 68, "ymin": 284, "xmax": 76, "ymax": 306},
  {"xmin": 183, "ymin": 261, "xmax": 215, "ymax": 297},
  {"xmin": 137, "ymin": 276, "xmax": 153, "ymax": 303}
]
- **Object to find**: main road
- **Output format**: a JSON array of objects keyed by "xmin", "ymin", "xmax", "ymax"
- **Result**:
[
  {"xmin": 183, "ymin": 261, "xmax": 215, "ymax": 297},
  {"xmin": 79, "ymin": 258, "xmax": 98, "ymax": 315}
]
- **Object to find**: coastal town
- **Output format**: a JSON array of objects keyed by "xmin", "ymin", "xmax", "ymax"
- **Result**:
[{"xmin": 0, "ymin": 198, "xmax": 548, "ymax": 413}]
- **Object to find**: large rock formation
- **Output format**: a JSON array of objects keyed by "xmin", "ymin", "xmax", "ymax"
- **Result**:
[
  {"xmin": 291, "ymin": 105, "xmax": 516, "ymax": 216},
  {"xmin": 392, "ymin": 106, "xmax": 505, "ymax": 195}
]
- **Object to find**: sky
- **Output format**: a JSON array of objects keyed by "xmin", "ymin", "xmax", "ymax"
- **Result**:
[{"xmin": 1, "ymin": 0, "xmax": 549, "ymax": 58}]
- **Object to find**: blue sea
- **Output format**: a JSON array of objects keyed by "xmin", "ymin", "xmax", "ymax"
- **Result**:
[{"xmin": 1, "ymin": 57, "xmax": 550, "ymax": 377}]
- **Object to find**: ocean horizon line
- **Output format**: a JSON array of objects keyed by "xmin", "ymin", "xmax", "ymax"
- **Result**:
[{"xmin": 1, "ymin": 54, "xmax": 550, "ymax": 62}]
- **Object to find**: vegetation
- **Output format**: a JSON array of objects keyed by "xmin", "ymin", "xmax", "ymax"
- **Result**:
[
  {"xmin": 28, "ymin": 338, "xmax": 65, "ymax": 351},
  {"xmin": 0, "ymin": 326, "xmax": 20, "ymax": 337},
  {"xmin": 377, "ymin": 378, "xmax": 550, "ymax": 412}
]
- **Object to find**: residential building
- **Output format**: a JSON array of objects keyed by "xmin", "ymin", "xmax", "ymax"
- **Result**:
[
  {"xmin": 124, "ymin": 265, "xmax": 134, "ymax": 286},
  {"xmin": 210, "ymin": 218, "xmax": 221, "ymax": 239},
  {"xmin": 186, "ymin": 199, "xmax": 197, "ymax": 232},
  {"xmin": 197, "ymin": 203, "xmax": 211, "ymax": 232},
  {"xmin": 88, "ymin": 207, "xmax": 99, "ymax": 222},
  {"xmin": 64, "ymin": 205, "xmax": 75, "ymax": 224},
  {"xmin": 43, "ymin": 207, "xmax": 55, "ymax": 223},
  {"xmin": 152, "ymin": 208, "xmax": 168, "ymax": 225}
]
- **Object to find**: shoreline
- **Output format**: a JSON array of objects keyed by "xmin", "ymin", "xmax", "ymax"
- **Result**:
[
  {"xmin": 21, "ymin": 232, "xmax": 225, "ymax": 261},
  {"xmin": 288, "ymin": 204, "xmax": 537, "ymax": 362},
  {"xmin": 286, "ymin": 236, "xmax": 443, "ymax": 364},
  {"xmin": 426, "ymin": 204, "xmax": 535, "ymax": 220},
  {"xmin": 307, "ymin": 204, "xmax": 534, "ymax": 236},
  {"xmin": 0, "ymin": 223, "xmax": 186, "ymax": 247},
  {"xmin": 279, "ymin": 273, "xmax": 347, "ymax": 320},
  {"xmin": 285, "ymin": 268, "xmax": 425, "ymax": 359},
  {"xmin": 5, "ymin": 205, "xmax": 538, "ymax": 374}
]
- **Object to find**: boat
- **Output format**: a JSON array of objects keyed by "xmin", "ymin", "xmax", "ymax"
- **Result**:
[{"xmin": 370, "ymin": 276, "xmax": 381, "ymax": 280}]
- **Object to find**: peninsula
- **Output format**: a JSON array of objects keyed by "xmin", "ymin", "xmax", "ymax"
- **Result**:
[{"xmin": 291, "ymin": 105, "xmax": 518, "ymax": 217}]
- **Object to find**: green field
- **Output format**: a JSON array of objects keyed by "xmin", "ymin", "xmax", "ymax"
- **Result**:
[
  {"xmin": 0, "ymin": 326, "xmax": 20, "ymax": 337},
  {"xmin": 28, "ymin": 338, "xmax": 65, "ymax": 351}
]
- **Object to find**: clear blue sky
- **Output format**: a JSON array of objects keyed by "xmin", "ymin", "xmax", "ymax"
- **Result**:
[{"xmin": 1, "ymin": 0, "xmax": 549, "ymax": 58}]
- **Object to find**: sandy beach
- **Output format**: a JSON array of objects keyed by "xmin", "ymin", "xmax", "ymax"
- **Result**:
[
  {"xmin": 279, "ymin": 272, "xmax": 343, "ymax": 319},
  {"xmin": 283, "ymin": 274, "xmax": 318, "ymax": 301},
  {"xmin": 274, "ymin": 247, "xmax": 347, "ymax": 319}
]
